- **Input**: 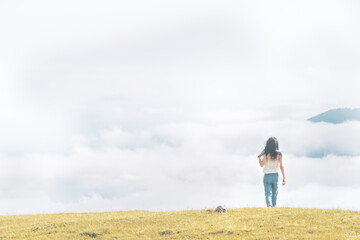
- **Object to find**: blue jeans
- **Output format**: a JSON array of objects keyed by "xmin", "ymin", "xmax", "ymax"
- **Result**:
[{"xmin": 263, "ymin": 173, "xmax": 279, "ymax": 207}]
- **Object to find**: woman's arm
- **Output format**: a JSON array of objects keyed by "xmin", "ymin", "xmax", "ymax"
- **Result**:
[
  {"xmin": 279, "ymin": 153, "xmax": 286, "ymax": 185},
  {"xmin": 258, "ymin": 153, "xmax": 265, "ymax": 167}
]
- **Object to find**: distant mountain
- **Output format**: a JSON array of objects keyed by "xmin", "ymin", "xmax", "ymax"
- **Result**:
[{"xmin": 308, "ymin": 108, "xmax": 360, "ymax": 124}]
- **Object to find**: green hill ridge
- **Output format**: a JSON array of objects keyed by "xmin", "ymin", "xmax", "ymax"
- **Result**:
[{"xmin": 308, "ymin": 108, "xmax": 360, "ymax": 124}]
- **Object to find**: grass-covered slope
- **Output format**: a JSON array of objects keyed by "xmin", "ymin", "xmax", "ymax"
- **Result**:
[{"xmin": 0, "ymin": 208, "xmax": 359, "ymax": 239}]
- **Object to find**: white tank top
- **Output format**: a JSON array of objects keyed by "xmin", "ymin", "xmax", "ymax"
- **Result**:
[{"xmin": 263, "ymin": 158, "xmax": 280, "ymax": 174}]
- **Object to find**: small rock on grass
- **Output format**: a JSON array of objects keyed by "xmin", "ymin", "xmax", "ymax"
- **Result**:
[{"xmin": 214, "ymin": 205, "xmax": 226, "ymax": 213}]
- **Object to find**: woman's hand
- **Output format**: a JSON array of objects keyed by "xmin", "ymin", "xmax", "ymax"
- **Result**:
[
  {"xmin": 258, "ymin": 151, "xmax": 265, "ymax": 158},
  {"xmin": 282, "ymin": 179, "xmax": 286, "ymax": 186}
]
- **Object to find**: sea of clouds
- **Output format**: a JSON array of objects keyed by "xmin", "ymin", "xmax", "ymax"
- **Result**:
[{"xmin": 0, "ymin": 113, "xmax": 359, "ymax": 214}]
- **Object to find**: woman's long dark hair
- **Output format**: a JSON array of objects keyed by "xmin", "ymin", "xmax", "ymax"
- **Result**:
[{"xmin": 264, "ymin": 137, "xmax": 280, "ymax": 159}]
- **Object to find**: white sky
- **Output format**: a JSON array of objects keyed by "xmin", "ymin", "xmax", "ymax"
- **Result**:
[{"xmin": 0, "ymin": 0, "xmax": 360, "ymax": 214}]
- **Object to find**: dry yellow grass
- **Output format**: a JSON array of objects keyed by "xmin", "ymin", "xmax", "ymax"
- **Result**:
[{"xmin": 0, "ymin": 208, "xmax": 359, "ymax": 239}]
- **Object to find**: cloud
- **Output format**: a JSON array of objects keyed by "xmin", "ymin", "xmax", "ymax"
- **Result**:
[
  {"xmin": 2, "ymin": 0, "xmax": 360, "ymax": 112},
  {"xmin": 0, "ymin": 118, "xmax": 360, "ymax": 214}
]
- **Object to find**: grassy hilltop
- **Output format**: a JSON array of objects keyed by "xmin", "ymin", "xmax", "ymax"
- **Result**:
[{"xmin": 0, "ymin": 208, "xmax": 359, "ymax": 239}]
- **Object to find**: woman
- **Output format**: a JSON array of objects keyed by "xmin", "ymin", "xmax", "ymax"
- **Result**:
[{"xmin": 258, "ymin": 137, "xmax": 285, "ymax": 207}]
